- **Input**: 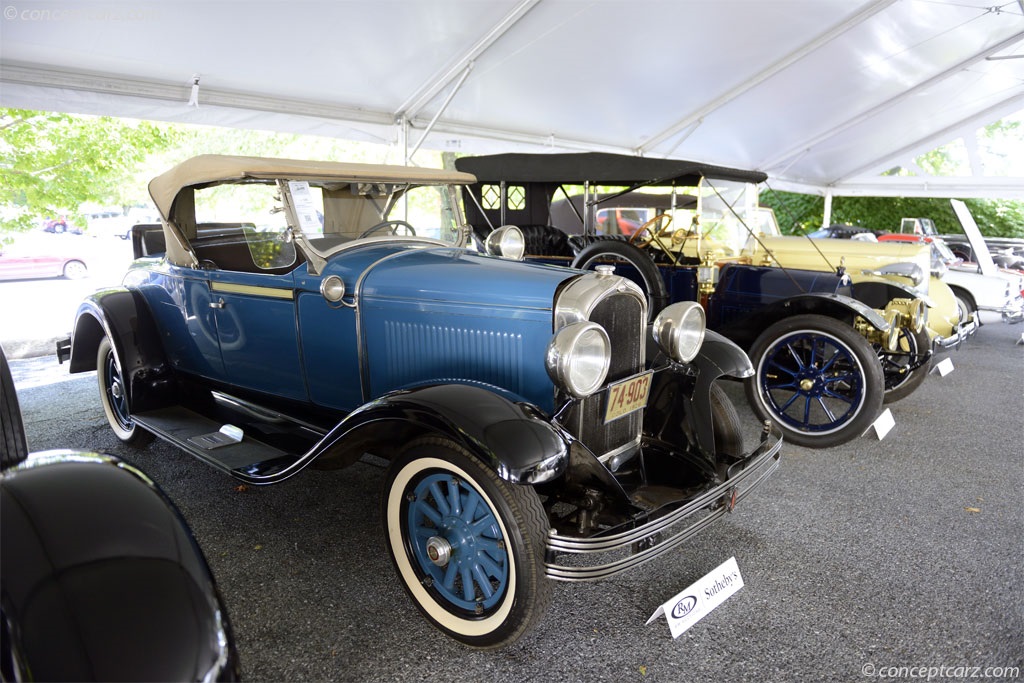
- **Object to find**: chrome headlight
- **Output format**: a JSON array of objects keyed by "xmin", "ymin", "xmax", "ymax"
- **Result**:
[
  {"xmin": 485, "ymin": 225, "xmax": 525, "ymax": 261},
  {"xmin": 652, "ymin": 301, "xmax": 706, "ymax": 363},
  {"xmin": 546, "ymin": 321, "xmax": 610, "ymax": 398}
]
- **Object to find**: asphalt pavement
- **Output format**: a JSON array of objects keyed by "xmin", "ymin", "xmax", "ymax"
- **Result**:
[{"xmin": 8, "ymin": 313, "xmax": 1024, "ymax": 683}]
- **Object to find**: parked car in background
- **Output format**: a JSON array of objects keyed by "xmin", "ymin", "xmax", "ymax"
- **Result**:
[
  {"xmin": 895, "ymin": 204, "xmax": 1024, "ymax": 323},
  {"xmin": 806, "ymin": 224, "xmax": 882, "ymax": 241},
  {"xmin": 938, "ymin": 234, "xmax": 1024, "ymax": 272},
  {"xmin": 0, "ymin": 236, "xmax": 89, "ymax": 280},
  {"xmin": 59, "ymin": 154, "xmax": 782, "ymax": 649},
  {"xmin": 83, "ymin": 208, "xmax": 128, "ymax": 239},
  {"xmin": 455, "ymin": 152, "xmax": 939, "ymax": 448},
  {"xmin": 1, "ymin": 345, "xmax": 240, "ymax": 681}
]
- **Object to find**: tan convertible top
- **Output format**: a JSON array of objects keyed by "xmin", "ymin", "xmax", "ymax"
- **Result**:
[{"xmin": 148, "ymin": 154, "xmax": 478, "ymax": 221}]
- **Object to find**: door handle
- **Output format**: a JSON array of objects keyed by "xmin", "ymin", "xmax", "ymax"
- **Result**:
[{"xmin": 209, "ymin": 298, "xmax": 225, "ymax": 310}]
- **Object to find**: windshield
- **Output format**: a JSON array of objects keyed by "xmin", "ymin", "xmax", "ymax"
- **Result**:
[
  {"xmin": 550, "ymin": 179, "xmax": 767, "ymax": 258},
  {"xmin": 189, "ymin": 178, "xmax": 470, "ymax": 272},
  {"xmin": 931, "ymin": 238, "xmax": 960, "ymax": 265}
]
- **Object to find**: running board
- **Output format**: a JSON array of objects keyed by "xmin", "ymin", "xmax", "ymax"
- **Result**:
[{"xmin": 134, "ymin": 406, "xmax": 299, "ymax": 480}]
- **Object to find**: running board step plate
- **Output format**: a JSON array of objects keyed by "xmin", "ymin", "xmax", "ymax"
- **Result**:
[{"xmin": 134, "ymin": 406, "xmax": 298, "ymax": 477}]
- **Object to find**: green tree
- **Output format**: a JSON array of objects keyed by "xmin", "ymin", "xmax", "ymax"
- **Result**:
[
  {"xmin": 760, "ymin": 189, "xmax": 1024, "ymax": 238},
  {"xmin": 0, "ymin": 108, "xmax": 178, "ymax": 231}
]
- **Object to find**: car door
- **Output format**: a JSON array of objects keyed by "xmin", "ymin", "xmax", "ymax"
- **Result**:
[{"xmin": 207, "ymin": 268, "xmax": 307, "ymax": 401}]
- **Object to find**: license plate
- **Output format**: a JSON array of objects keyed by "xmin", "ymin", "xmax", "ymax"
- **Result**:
[{"xmin": 604, "ymin": 371, "xmax": 653, "ymax": 423}]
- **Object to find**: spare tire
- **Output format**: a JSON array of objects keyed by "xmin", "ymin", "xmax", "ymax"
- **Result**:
[{"xmin": 571, "ymin": 239, "xmax": 669, "ymax": 320}]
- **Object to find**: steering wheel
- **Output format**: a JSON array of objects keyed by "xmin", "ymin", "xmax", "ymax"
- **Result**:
[
  {"xmin": 359, "ymin": 220, "xmax": 416, "ymax": 238},
  {"xmin": 629, "ymin": 213, "xmax": 672, "ymax": 248}
]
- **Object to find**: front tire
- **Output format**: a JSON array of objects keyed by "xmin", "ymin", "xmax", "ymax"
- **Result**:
[
  {"xmin": 877, "ymin": 326, "xmax": 930, "ymax": 404},
  {"xmin": 744, "ymin": 314, "xmax": 884, "ymax": 448},
  {"xmin": 1, "ymin": 346, "xmax": 29, "ymax": 468},
  {"xmin": 710, "ymin": 381, "xmax": 744, "ymax": 457},
  {"xmin": 950, "ymin": 288, "xmax": 978, "ymax": 327},
  {"xmin": 383, "ymin": 437, "xmax": 551, "ymax": 649},
  {"xmin": 97, "ymin": 337, "xmax": 153, "ymax": 446}
]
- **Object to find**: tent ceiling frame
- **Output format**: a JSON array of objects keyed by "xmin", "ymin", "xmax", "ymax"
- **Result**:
[
  {"xmin": 637, "ymin": 0, "xmax": 897, "ymax": 155},
  {"xmin": 832, "ymin": 90, "xmax": 1024, "ymax": 183},
  {"xmin": 760, "ymin": 30, "xmax": 1024, "ymax": 174},
  {"xmin": 395, "ymin": 0, "xmax": 542, "ymax": 120}
]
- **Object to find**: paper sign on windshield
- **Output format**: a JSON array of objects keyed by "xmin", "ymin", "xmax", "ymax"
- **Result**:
[{"xmin": 288, "ymin": 181, "xmax": 321, "ymax": 231}]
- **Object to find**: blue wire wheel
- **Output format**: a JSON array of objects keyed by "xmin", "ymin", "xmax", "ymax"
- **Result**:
[{"xmin": 746, "ymin": 314, "xmax": 883, "ymax": 448}]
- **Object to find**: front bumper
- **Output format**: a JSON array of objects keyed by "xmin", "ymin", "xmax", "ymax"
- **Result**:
[
  {"xmin": 933, "ymin": 315, "xmax": 979, "ymax": 349},
  {"xmin": 543, "ymin": 423, "xmax": 783, "ymax": 582},
  {"xmin": 999, "ymin": 295, "xmax": 1024, "ymax": 324}
]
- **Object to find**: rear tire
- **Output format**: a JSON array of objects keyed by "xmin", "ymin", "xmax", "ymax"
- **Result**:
[
  {"xmin": 62, "ymin": 260, "xmax": 88, "ymax": 279},
  {"xmin": 383, "ymin": 436, "xmax": 551, "ymax": 649},
  {"xmin": 744, "ymin": 314, "xmax": 884, "ymax": 449},
  {"xmin": 97, "ymin": 337, "xmax": 153, "ymax": 446}
]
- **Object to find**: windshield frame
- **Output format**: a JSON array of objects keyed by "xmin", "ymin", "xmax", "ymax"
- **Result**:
[{"xmin": 276, "ymin": 178, "xmax": 472, "ymax": 275}]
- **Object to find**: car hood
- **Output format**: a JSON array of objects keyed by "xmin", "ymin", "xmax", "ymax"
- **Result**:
[
  {"xmin": 357, "ymin": 246, "xmax": 579, "ymax": 311},
  {"xmin": 749, "ymin": 235, "xmax": 932, "ymax": 280},
  {"xmin": 950, "ymin": 199, "xmax": 997, "ymax": 277}
]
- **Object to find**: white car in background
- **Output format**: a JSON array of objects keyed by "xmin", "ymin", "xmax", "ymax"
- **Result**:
[{"xmin": 895, "ymin": 201, "xmax": 1023, "ymax": 324}]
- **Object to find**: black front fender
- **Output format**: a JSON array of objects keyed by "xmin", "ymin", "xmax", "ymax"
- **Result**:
[
  {"xmin": 646, "ymin": 330, "xmax": 753, "ymax": 460},
  {"xmin": 316, "ymin": 384, "xmax": 569, "ymax": 485},
  {"xmin": 688, "ymin": 330, "xmax": 752, "ymax": 455}
]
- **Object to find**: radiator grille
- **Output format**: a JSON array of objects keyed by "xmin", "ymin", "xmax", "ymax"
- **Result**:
[{"xmin": 561, "ymin": 291, "xmax": 645, "ymax": 458}]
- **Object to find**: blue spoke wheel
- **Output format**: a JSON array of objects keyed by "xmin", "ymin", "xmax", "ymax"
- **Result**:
[
  {"xmin": 97, "ymin": 337, "xmax": 153, "ymax": 446},
  {"xmin": 744, "ymin": 315, "xmax": 883, "ymax": 448},
  {"xmin": 383, "ymin": 437, "xmax": 550, "ymax": 649}
]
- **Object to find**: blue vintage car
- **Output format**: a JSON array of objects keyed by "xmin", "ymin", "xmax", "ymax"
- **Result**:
[
  {"xmin": 58, "ymin": 155, "xmax": 781, "ymax": 649},
  {"xmin": 454, "ymin": 152, "xmax": 943, "ymax": 449}
]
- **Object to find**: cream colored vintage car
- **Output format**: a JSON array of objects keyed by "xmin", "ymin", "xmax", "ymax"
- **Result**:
[{"xmin": 658, "ymin": 208, "xmax": 972, "ymax": 352}]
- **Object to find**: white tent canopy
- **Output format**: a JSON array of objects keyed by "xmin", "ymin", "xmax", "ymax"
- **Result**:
[{"xmin": 2, "ymin": 0, "xmax": 1023, "ymax": 198}]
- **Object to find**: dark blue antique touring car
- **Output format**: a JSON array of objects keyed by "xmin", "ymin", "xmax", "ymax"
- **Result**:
[
  {"xmin": 455, "ymin": 152, "xmax": 943, "ymax": 449},
  {"xmin": 59, "ymin": 155, "xmax": 780, "ymax": 649}
]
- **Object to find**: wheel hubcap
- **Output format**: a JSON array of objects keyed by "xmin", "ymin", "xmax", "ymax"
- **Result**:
[{"xmin": 425, "ymin": 536, "xmax": 453, "ymax": 567}]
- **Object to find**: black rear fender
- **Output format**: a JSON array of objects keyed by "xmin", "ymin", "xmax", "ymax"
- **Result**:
[{"xmin": 68, "ymin": 289, "xmax": 173, "ymax": 412}]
